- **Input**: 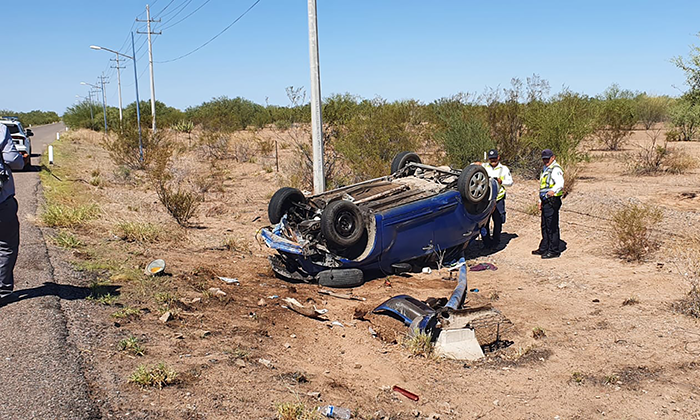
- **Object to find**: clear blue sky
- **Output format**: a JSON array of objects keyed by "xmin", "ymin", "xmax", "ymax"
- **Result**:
[{"xmin": 3, "ymin": 0, "xmax": 699, "ymax": 114}]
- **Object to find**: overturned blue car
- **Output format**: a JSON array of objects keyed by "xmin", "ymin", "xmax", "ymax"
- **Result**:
[{"xmin": 260, "ymin": 152, "xmax": 497, "ymax": 287}]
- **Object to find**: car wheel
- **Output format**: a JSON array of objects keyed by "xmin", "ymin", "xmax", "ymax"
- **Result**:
[
  {"xmin": 317, "ymin": 268, "xmax": 364, "ymax": 288},
  {"xmin": 321, "ymin": 200, "xmax": 366, "ymax": 250},
  {"xmin": 268, "ymin": 187, "xmax": 306, "ymax": 224},
  {"xmin": 390, "ymin": 151, "xmax": 421, "ymax": 174},
  {"xmin": 458, "ymin": 164, "xmax": 490, "ymax": 212}
]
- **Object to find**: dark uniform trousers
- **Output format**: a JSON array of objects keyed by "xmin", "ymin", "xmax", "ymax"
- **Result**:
[
  {"xmin": 0, "ymin": 196, "xmax": 19, "ymax": 294},
  {"xmin": 537, "ymin": 196, "xmax": 561, "ymax": 254},
  {"xmin": 484, "ymin": 198, "xmax": 506, "ymax": 246}
]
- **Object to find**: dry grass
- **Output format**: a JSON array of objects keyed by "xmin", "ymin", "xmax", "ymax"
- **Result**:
[
  {"xmin": 671, "ymin": 237, "xmax": 700, "ymax": 318},
  {"xmin": 275, "ymin": 401, "xmax": 320, "ymax": 420},
  {"xmin": 114, "ymin": 221, "xmax": 164, "ymax": 243},
  {"xmin": 664, "ymin": 149, "xmax": 698, "ymax": 174},
  {"xmin": 41, "ymin": 204, "xmax": 100, "ymax": 228},
  {"xmin": 610, "ymin": 202, "xmax": 663, "ymax": 262},
  {"xmin": 402, "ymin": 331, "xmax": 434, "ymax": 358},
  {"xmin": 128, "ymin": 362, "xmax": 178, "ymax": 388}
]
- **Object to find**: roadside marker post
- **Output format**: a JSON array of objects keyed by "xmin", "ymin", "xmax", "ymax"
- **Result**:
[
  {"xmin": 56, "ymin": 132, "xmax": 60, "ymax": 140},
  {"xmin": 48, "ymin": 145, "xmax": 54, "ymax": 165}
]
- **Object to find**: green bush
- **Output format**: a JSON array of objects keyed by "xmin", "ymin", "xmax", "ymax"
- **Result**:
[
  {"xmin": 595, "ymin": 84, "xmax": 638, "ymax": 150},
  {"xmin": 334, "ymin": 98, "xmax": 425, "ymax": 180},
  {"xmin": 635, "ymin": 94, "xmax": 671, "ymax": 130},
  {"xmin": 610, "ymin": 202, "xmax": 662, "ymax": 261},
  {"xmin": 669, "ymin": 96, "xmax": 700, "ymax": 141},
  {"xmin": 436, "ymin": 114, "xmax": 494, "ymax": 168}
]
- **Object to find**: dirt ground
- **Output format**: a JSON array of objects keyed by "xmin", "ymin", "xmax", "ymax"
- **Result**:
[{"xmin": 43, "ymin": 127, "xmax": 700, "ymax": 419}]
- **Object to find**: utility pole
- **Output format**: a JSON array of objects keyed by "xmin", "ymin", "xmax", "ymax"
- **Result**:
[
  {"xmin": 86, "ymin": 91, "xmax": 94, "ymax": 122},
  {"xmin": 110, "ymin": 56, "xmax": 126, "ymax": 128},
  {"xmin": 137, "ymin": 4, "xmax": 160, "ymax": 133},
  {"xmin": 99, "ymin": 74, "xmax": 109, "ymax": 133},
  {"xmin": 307, "ymin": 0, "xmax": 325, "ymax": 194}
]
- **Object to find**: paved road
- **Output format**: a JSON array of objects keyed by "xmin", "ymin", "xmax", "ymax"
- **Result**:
[{"xmin": 0, "ymin": 123, "xmax": 98, "ymax": 419}]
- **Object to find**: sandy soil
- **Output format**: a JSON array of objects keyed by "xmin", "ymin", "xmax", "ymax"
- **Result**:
[{"xmin": 44, "ymin": 127, "xmax": 700, "ymax": 419}]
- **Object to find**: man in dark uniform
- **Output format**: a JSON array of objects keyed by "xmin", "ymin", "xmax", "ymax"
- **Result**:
[
  {"xmin": 532, "ymin": 149, "xmax": 564, "ymax": 259},
  {"xmin": 0, "ymin": 123, "xmax": 24, "ymax": 300}
]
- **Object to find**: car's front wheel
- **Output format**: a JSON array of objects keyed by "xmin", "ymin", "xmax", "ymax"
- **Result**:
[
  {"xmin": 458, "ymin": 164, "xmax": 491, "ymax": 214},
  {"xmin": 390, "ymin": 151, "xmax": 421, "ymax": 175},
  {"xmin": 268, "ymin": 187, "xmax": 306, "ymax": 224},
  {"xmin": 321, "ymin": 200, "xmax": 366, "ymax": 250}
]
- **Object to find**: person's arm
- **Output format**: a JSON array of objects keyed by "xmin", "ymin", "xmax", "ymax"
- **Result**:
[
  {"xmin": 1, "ymin": 128, "xmax": 23, "ymax": 171},
  {"xmin": 501, "ymin": 166, "xmax": 513, "ymax": 187},
  {"xmin": 549, "ymin": 167, "xmax": 565, "ymax": 196}
]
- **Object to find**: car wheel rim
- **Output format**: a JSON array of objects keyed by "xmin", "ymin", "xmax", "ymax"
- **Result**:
[
  {"xmin": 469, "ymin": 172, "xmax": 487, "ymax": 199},
  {"xmin": 336, "ymin": 212, "xmax": 356, "ymax": 238}
]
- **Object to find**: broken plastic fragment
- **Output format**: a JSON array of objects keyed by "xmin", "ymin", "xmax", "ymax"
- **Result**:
[{"xmin": 218, "ymin": 276, "xmax": 240, "ymax": 285}]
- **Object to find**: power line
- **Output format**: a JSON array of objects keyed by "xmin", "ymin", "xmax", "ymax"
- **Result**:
[
  {"xmin": 158, "ymin": 0, "xmax": 192, "ymax": 20},
  {"xmin": 154, "ymin": 0, "xmax": 176, "ymax": 17},
  {"xmin": 156, "ymin": 0, "xmax": 261, "ymax": 64},
  {"xmin": 161, "ymin": 0, "xmax": 211, "ymax": 30}
]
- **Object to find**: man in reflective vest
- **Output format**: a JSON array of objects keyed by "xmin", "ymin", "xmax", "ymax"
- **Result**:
[
  {"xmin": 532, "ymin": 149, "xmax": 564, "ymax": 259},
  {"xmin": 481, "ymin": 149, "xmax": 513, "ymax": 249}
]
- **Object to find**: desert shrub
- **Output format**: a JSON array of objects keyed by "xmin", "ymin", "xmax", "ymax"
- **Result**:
[
  {"xmin": 155, "ymin": 185, "xmax": 201, "ymax": 226},
  {"xmin": 561, "ymin": 163, "xmax": 580, "ymax": 198},
  {"xmin": 595, "ymin": 84, "xmax": 638, "ymax": 151},
  {"xmin": 436, "ymin": 114, "xmax": 495, "ymax": 168},
  {"xmin": 172, "ymin": 120, "xmax": 194, "ymax": 135},
  {"xmin": 198, "ymin": 131, "xmax": 230, "ymax": 160},
  {"xmin": 102, "ymin": 128, "xmax": 170, "ymax": 170},
  {"xmin": 483, "ymin": 79, "xmax": 527, "ymax": 164},
  {"xmin": 129, "ymin": 363, "xmax": 177, "ymax": 388},
  {"xmin": 628, "ymin": 128, "xmax": 668, "ymax": 175},
  {"xmin": 522, "ymin": 90, "xmax": 596, "ymax": 166},
  {"xmin": 403, "ymin": 331, "xmax": 434, "ymax": 358},
  {"xmin": 257, "ymin": 137, "xmax": 275, "ymax": 156},
  {"xmin": 671, "ymin": 237, "xmax": 700, "ymax": 318},
  {"xmin": 334, "ymin": 98, "xmax": 425, "ymax": 180},
  {"xmin": 669, "ymin": 97, "xmax": 700, "ymax": 141},
  {"xmin": 185, "ymin": 96, "xmax": 265, "ymax": 131},
  {"xmin": 664, "ymin": 148, "xmax": 698, "ymax": 173},
  {"xmin": 231, "ymin": 138, "xmax": 255, "ymax": 163},
  {"xmin": 610, "ymin": 202, "xmax": 662, "ymax": 261},
  {"xmin": 635, "ymin": 95, "xmax": 671, "ymax": 130}
]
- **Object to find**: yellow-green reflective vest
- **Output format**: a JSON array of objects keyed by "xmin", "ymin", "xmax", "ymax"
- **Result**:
[
  {"xmin": 482, "ymin": 163, "xmax": 507, "ymax": 201},
  {"xmin": 540, "ymin": 162, "xmax": 563, "ymax": 197}
]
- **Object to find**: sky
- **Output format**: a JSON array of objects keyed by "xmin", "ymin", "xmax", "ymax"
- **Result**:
[{"xmin": 2, "ymin": 0, "xmax": 700, "ymax": 114}]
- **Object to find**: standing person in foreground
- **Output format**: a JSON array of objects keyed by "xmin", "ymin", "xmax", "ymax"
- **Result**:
[
  {"xmin": 0, "ymin": 123, "xmax": 23, "ymax": 300},
  {"xmin": 480, "ymin": 149, "xmax": 513, "ymax": 249},
  {"xmin": 532, "ymin": 149, "xmax": 564, "ymax": 259}
]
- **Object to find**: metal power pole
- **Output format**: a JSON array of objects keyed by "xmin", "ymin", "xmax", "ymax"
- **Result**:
[
  {"xmin": 132, "ymin": 32, "xmax": 144, "ymax": 162},
  {"xmin": 87, "ymin": 91, "xmax": 94, "ymax": 122},
  {"xmin": 110, "ymin": 55, "xmax": 125, "ymax": 127},
  {"xmin": 99, "ymin": 75, "xmax": 109, "ymax": 133},
  {"xmin": 137, "ymin": 5, "xmax": 161, "ymax": 133},
  {"xmin": 307, "ymin": 0, "xmax": 325, "ymax": 194}
]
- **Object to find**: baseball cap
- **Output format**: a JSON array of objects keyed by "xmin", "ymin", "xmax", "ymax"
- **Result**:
[
  {"xmin": 487, "ymin": 149, "xmax": 498, "ymax": 159},
  {"xmin": 541, "ymin": 149, "xmax": 554, "ymax": 159}
]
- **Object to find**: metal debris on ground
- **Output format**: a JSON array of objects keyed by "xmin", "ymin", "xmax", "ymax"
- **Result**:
[
  {"xmin": 282, "ymin": 297, "xmax": 328, "ymax": 320},
  {"xmin": 330, "ymin": 321, "xmax": 344, "ymax": 328},
  {"xmin": 392, "ymin": 385, "xmax": 419, "ymax": 401},
  {"xmin": 318, "ymin": 289, "xmax": 366, "ymax": 301}
]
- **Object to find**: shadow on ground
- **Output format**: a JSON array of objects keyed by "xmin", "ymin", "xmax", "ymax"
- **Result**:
[{"xmin": 0, "ymin": 282, "xmax": 120, "ymax": 307}]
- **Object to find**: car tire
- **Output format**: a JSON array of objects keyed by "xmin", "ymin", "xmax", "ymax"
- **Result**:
[
  {"xmin": 268, "ymin": 187, "xmax": 306, "ymax": 224},
  {"xmin": 390, "ymin": 151, "xmax": 421, "ymax": 174},
  {"xmin": 321, "ymin": 200, "xmax": 365, "ymax": 250},
  {"xmin": 458, "ymin": 164, "xmax": 490, "ymax": 213},
  {"xmin": 317, "ymin": 268, "xmax": 364, "ymax": 288}
]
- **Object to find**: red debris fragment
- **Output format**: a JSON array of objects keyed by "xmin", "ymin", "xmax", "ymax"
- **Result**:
[{"xmin": 392, "ymin": 385, "xmax": 419, "ymax": 401}]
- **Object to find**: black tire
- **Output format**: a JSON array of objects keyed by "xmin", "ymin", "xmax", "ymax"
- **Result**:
[
  {"xmin": 457, "ymin": 164, "xmax": 490, "ymax": 214},
  {"xmin": 320, "ymin": 200, "xmax": 365, "ymax": 249},
  {"xmin": 390, "ymin": 151, "xmax": 421, "ymax": 174},
  {"xmin": 317, "ymin": 268, "xmax": 364, "ymax": 288},
  {"xmin": 268, "ymin": 187, "xmax": 306, "ymax": 224}
]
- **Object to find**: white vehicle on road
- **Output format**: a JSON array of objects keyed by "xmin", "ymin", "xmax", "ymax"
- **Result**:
[{"xmin": 0, "ymin": 117, "xmax": 32, "ymax": 170}]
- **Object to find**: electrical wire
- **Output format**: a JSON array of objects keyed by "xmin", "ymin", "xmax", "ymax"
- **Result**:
[
  {"xmin": 161, "ymin": 0, "xmax": 211, "ymax": 30},
  {"xmin": 157, "ymin": 0, "xmax": 192, "ymax": 20},
  {"xmin": 156, "ymin": 0, "xmax": 261, "ymax": 63}
]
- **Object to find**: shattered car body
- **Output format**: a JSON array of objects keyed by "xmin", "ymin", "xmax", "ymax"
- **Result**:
[{"xmin": 260, "ymin": 152, "xmax": 498, "ymax": 285}]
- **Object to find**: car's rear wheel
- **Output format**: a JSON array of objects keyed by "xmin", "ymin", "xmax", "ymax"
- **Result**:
[
  {"xmin": 390, "ymin": 151, "xmax": 421, "ymax": 174},
  {"xmin": 268, "ymin": 187, "xmax": 306, "ymax": 224},
  {"xmin": 317, "ymin": 268, "xmax": 364, "ymax": 288},
  {"xmin": 458, "ymin": 164, "xmax": 491, "ymax": 214},
  {"xmin": 321, "ymin": 200, "xmax": 365, "ymax": 250}
]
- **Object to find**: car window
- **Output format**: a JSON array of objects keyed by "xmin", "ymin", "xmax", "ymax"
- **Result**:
[{"xmin": 1, "ymin": 122, "xmax": 21, "ymax": 134}]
